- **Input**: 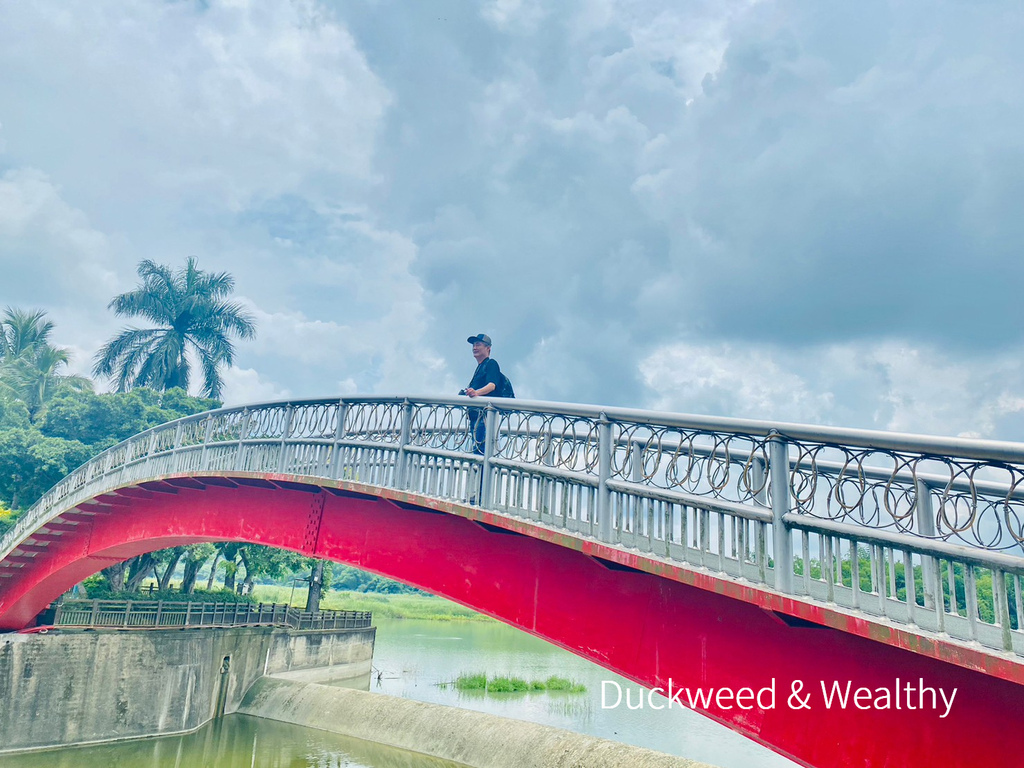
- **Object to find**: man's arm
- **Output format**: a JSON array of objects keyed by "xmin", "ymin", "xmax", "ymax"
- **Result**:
[{"xmin": 467, "ymin": 382, "xmax": 496, "ymax": 397}]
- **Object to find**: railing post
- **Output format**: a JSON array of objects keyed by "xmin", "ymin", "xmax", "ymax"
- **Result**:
[
  {"xmin": 200, "ymin": 416, "xmax": 215, "ymax": 471},
  {"xmin": 394, "ymin": 401, "xmax": 413, "ymax": 489},
  {"xmin": 769, "ymin": 435, "xmax": 794, "ymax": 594},
  {"xmin": 173, "ymin": 422, "xmax": 184, "ymax": 472},
  {"xmin": 277, "ymin": 405, "xmax": 295, "ymax": 473},
  {"xmin": 234, "ymin": 408, "xmax": 251, "ymax": 471},
  {"xmin": 915, "ymin": 478, "xmax": 938, "ymax": 610},
  {"xmin": 480, "ymin": 407, "xmax": 497, "ymax": 507},
  {"xmin": 597, "ymin": 416, "xmax": 612, "ymax": 542},
  {"xmin": 330, "ymin": 401, "xmax": 348, "ymax": 480},
  {"xmin": 145, "ymin": 431, "xmax": 158, "ymax": 470},
  {"xmin": 626, "ymin": 441, "xmax": 643, "ymax": 539}
]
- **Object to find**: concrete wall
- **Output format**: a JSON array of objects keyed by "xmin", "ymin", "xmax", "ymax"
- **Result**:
[
  {"xmin": 240, "ymin": 677, "xmax": 714, "ymax": 768},
  {"xmin": 0, "ymin": 625, "xmax": 374, "ymax": 754},
  {"xmin": 265, "ymin": 627, "xmax": 373, "ymax": 676}
]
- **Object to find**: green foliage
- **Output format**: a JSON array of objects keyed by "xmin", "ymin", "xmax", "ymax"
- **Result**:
[
  {"xmin": 0, "ymin": 394, "xmax": 30, "ymax": 430},
  {"xmin": 0, "ymin": 499, "xmax": 18, "ymax": 536},
  {"xmin": 544, "ymin": 676, "xmax": 587, "ymax": 692},
  {"xmin": 452, "ymin": 673, "xmax": 586, "ymax": 694},
  {"xmin": 487, "ymin": 676, "xmax": 530, "ymax": 692},
  {"xmin": 39, "ymin": 387, "xmax": 217, "ymax": 447},
  {"xmin": 249, "ymin": 586, "xmax": 490, "ymax": 621},
  {"xmin": 331, "ymin": 564, "xmax": 425, "ymax": 595},
  {"xmin": 0, "ymin": 308, "xmax": 90, "ymax": 420},
  {"xmin": 0, "ymin": 427, "xmax": 92, "ymax": 510},
  {"xmin": 454, "ymin": 673, "xmax": 487, "ymax": 691},
  {"xmin": 80, "ymin": 584, "xmax": 258, "ymax": 604},
  {"xmin": 0, "ymin": 384, "xmax": 216, "ymax": 513}
]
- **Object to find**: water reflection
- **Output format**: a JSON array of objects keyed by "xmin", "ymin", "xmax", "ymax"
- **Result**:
[{"xmin": 0, "ymin": 715, "xmax": 467, "ymax": 768}]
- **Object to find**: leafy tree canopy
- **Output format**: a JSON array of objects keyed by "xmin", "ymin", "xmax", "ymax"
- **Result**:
[
  {"xmin": 0, "ymin": 386, "xmax": 217, "ymax": 513},
  {"xmin": 39, "ymin": 386, "xmax": 218, "ymax": 448}
]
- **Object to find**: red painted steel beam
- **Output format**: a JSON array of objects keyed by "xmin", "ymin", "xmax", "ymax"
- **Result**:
[
  {"xmin": 1, "ymin": 478, "xmax": 1023, "ymax": 768},
  {"xmin": 59, "ymin": 513, "xmax": 102, "ymax": 524}
]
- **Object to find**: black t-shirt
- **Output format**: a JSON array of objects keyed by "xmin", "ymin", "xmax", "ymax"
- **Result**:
[{"xmin": 469, "ymin": 358, "xmax": 501, "ymax": 394}]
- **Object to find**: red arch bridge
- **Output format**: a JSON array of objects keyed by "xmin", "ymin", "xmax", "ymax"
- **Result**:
[{"xmin": 2, "ymin": 396, "xmax": 1024, "ymax": 768}]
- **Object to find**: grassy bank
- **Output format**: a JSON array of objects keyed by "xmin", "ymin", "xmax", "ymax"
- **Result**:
[{"xmin": 249, "ymin": 586, "xmax": 492, "ymax": 622}]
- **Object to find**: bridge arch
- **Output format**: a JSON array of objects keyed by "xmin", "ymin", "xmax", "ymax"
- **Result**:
[{"xmin": 3, "ymin": 396, "xmax": 1024, "ymax": 768}]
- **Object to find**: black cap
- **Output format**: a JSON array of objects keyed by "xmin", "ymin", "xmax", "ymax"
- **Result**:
[{"xmin": 467, "ymin": 334, "xmax": 492, "ymax": 346}]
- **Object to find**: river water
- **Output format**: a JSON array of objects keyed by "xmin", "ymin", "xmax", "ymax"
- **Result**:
[
  {"xmin": 0, "ymin": 617, "xmax": 799, "ymax": 768},
  {"xmin": 0, "ymin": 715, "xmax": 468, "ymax": 768},
  {"xmin": 370, "ymin": 617, "xmax": 798, "ymax": 768}
]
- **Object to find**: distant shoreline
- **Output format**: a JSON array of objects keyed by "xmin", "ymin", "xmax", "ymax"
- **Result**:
[{"xmin": 250, "ymin": 586, "xmax": 494, "ymax": 622}]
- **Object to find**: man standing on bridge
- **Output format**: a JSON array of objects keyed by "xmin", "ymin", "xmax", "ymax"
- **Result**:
[{"xmin": 463, "ymin": 333, "xmax": 502, "ymax": 456}]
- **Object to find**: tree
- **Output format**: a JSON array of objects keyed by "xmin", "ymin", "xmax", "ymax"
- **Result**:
[
  {"xmin": 305, "ymin": 559, "xmax": 326, "ymax": 611},
  {"xmin": 0, "ymin": 307, "xmax": 54, "ymax": 359},
  {"xmin": 40, "ymin": 387, "xmax": 219, "ymax": 448},
  {"xmin": 179, "ymin": 543, "xmax": 216, "ymax": 594},
  {"xmin": 0, "ymin": 499, "xmax": 16, "ymax": 537},
  {"xmin": 0, "ymin": 308, "xmax": 89, "ymax": 420},
  {"xmin": 156, "ymin": 547, "xmax": 186, "ymax": 592},
  {"xmin": 237, "ymin": 545, "xmax": 307, "ymax": 595},
  {"xmin": 0, "ymin": 428, "xmax": 92, "ymax": 511},
  {"xmin": 93, "ymin": 258, "xmax": 256, "ymax": 399}
]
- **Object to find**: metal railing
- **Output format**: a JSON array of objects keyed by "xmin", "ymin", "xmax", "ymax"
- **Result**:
[
  {"xmin": 39, "ymin": 600, "xmax": 372, "ymax": 630},
  {"xmin": 3, "ymin": 395, "xmax": 1024, "ymax": 657}
]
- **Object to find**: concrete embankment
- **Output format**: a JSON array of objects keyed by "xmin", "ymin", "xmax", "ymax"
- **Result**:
[
  {"xmin": 239, "ymin": 677, "xmax": 715, "ymax": 768},
  {"xmin": 0, "ymin": 626, "xmax": 374, "ymax": 753}
]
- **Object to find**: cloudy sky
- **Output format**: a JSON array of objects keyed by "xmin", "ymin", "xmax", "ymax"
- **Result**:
[{"xmin": 2, "ymin": 0, "xmax": 1024, "ymax": 439}]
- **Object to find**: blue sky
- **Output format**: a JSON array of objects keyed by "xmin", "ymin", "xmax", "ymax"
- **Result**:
[{"xmin": 2, "ymin": 0, "xmax": 1024, "ymax": 439}]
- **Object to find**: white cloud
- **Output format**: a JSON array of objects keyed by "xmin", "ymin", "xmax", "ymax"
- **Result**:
[
  {"xmin": 220, "ymin": 365, "xmax": 291, "ymax": 406},
  {"xmin": 0, "ymin": 1, "xmax": 391, "ymax": 213},
  {"xmin": 0, "ymin": 168, "xmax": 119, "ymax": 325},
  {"xmin": 3, "ymin": 0, "xmax": 1024, "ymax": 444},
  {"xmin": 641, "ymin": 340, "xmax": 1024, "ymax": 438},
  {"xmin": 481, "ymin": 0, "xmax": 548, "ymax": 32}
]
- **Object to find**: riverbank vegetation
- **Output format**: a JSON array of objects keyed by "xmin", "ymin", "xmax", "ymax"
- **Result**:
[
  {"xmin": 250, "ymin": 585, "xmax": 490, "ymax": 621},
  {"xmin": 450, "ymin": 673, "xmax": 586, "ymax": 694}
]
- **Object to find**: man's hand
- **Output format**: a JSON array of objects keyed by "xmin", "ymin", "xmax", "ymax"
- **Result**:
[{"xmin": 466, "ymin": 388, "xmax": 479, "ymax": 397}]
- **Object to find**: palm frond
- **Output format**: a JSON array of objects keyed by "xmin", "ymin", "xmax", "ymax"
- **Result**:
[
  {"xmin": 1, "ymin": 307, "xmax": 56, "ymax": 358},
  {"xmin": 97, "ymin": 258, "xmax": 255, "ymax": 396}
]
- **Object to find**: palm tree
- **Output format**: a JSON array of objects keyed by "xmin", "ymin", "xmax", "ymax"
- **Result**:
[
  {"xmin": 93, "ymin": 258, "xmax": 256, "ymax": 399},
  {"xmin": 0, "ymin": 307, "xmax": 89, "ymax": 419},
  {"xmin": 0, "ymin": 307, "xmax": 55, "ymax": 359}
]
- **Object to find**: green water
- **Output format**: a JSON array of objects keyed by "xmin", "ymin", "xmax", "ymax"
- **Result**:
[
  {"xmin": 370, "ymin": 618, "xmax": 799, "ymax": 768},
  {"xmin": 0, "ymin": 715, "xmax": 467, "ymax": 768}
]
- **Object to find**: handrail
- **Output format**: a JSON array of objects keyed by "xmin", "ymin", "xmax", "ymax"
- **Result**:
[
  {"xmin": 3, "ymin": 395, "xmax": 1024, "ymax": 657},
  {"xmin": 40, "ymin": 600, "xmax": 372, "ymax": 631}
]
